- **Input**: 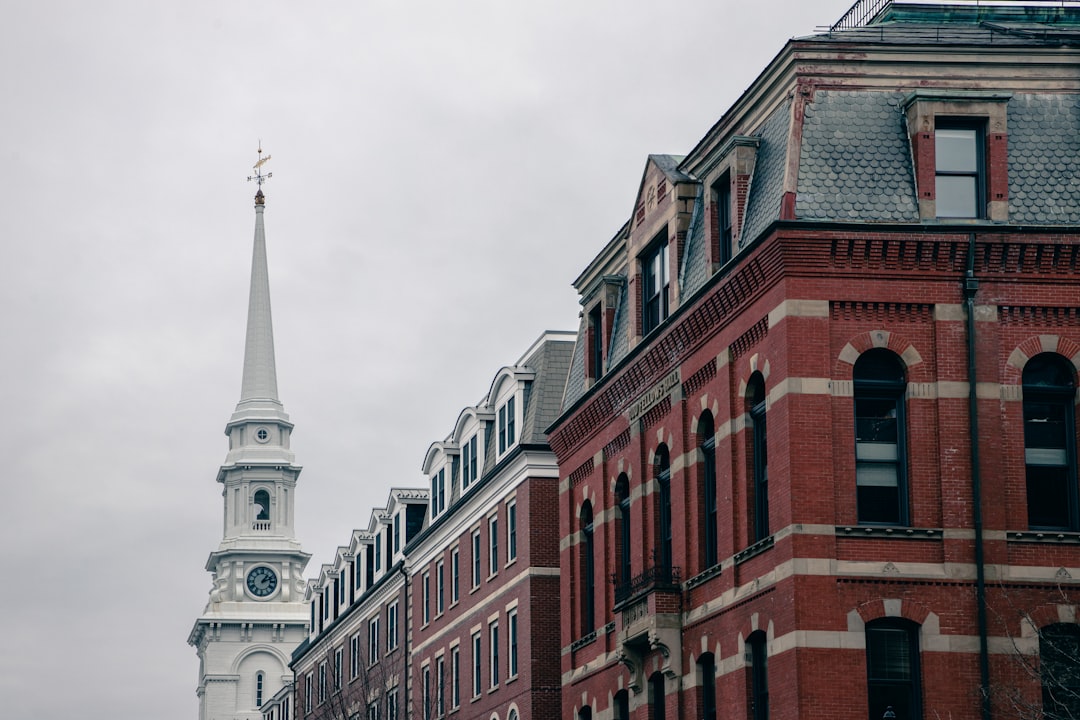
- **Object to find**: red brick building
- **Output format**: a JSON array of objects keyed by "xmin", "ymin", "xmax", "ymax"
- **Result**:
[
  {"xmin": 549, "ymin": 3, "xmax": 1080, "ymax": 720},
  {"xmin": 408, "ymin": 331, "xmax": 572, "ymax": 720}
]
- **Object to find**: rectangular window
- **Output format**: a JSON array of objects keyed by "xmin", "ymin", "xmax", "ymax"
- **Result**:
[
  {"xmin": 641, "ymin": 234, "xmax": 670, "ymax": 335},
  {"xmin": 507, "ymin": 501, "xmax": 517, "ymax": 562},
  {"xmin": 712, "ymin": 173, "xmax": 733, "ymax": 265},
  {"xmin": 451, "ymin": 548, "xmax": 460, "ymax": 603},
  {"xmin": 393, "ymin": 513, "xmax": 401, "ymax": 553},
  {"xmin": 368, "ymin": 617, "xmax": 380, "ymax": 665},
  {"xmin": 436, "ymin": 560, "xmax": 445, "ymax": 614},
  {"xmin": 305, "ymin": 672, "xmax": 313, "ymax": 713},
  {"xmin": 367, "ymin": 700, "xmax": 379, "ymax": 720},
  {"xmin": 472, "ymin": 530, "xmax": 481, "ymax": 588},
  {"xmin": 387, "ymin": 688, "xmax": 398, "ymax": 720},
  {"xmin": 866, "ymin": 621, "xmax": 921, "ymax": 720},
  {"xmin": 388, "ymin": 601, "xmax": 399, "ymax": 651},
  {"xmin": 374, "ymin": 533, "xmax": 382, "ymax": 573},
  {"xmin": 422, "ymin": 572, "xmax": 431, "ymax": 625},
  {"xmin": 423, "ymin": 666, "xmax": 432, "ymax": 720},
  {"xmin": 431, "ymin": 468, "xmax": 446, "ymax": 518},
  {"xmin": 508, "ymin": 610, "xmax": 519, "ymax": 678},
  {"xmin": 436, "ymin": 655, "xmax": 446, "ymax": 717},
  {"xmin": 351, "ymin": 633, "xmax": 361, "ymax": 679},
  {"xmin": 498, "ymin": 397, "xmax": 517, "ymax": 454},
  {"xmin": 333, "ymin": 647, "xmax": 342, "ymax": 691},
  {"xmin": 451, "ymin": 646, "xmax": 461, "ymax": 708},
  {"xmin": 472, "ymin": 631, "xmax": 482, "ymax": 697},
  {"xmin": 588, "ymin": 305, "xmax": 604, "ymax": 380},
  {"xmin": 935, "ymin": 121, "xmax": 983, "ymax": 219},
  {"xmin": 489, "ymin": 621, "xmax": 500, "ymax": 688},
  {"xmin": 338, "ymin": 570, "xmax": 346, "ymax": 606},
  {"xmin": 462, "ymin": 435, "xmax": 478, "ymax": 488},
  {"xmin": 489, "ymin": 516, "xmax": 498, "ymax": 575},
  {"xmin": 318, "ymin": 662, "xmax": 327, "ymax": 704}
]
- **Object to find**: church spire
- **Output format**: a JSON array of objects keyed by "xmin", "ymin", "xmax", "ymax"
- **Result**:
[{"xmin": 233, "ymin": 145, "xmax": 285, "ymax": 420}]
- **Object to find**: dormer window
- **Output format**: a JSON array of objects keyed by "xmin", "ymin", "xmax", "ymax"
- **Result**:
[
  {"xmin": 641, "ymin": 232, "xmax": 670, "ymax": 335},
  {"xmin": 393, "ymin": 513, "xmax": 401, "ymax": 554},
  {"xmin": 935, "ymin": 121, "xmax": 983, "ymax": 219},
  {"xmin": 430, "ymin": 467, "xmax": 446, "ymax": 519},
  {"xmin": 461, "ymin": 435, "xmax": 478, "ymax": 489},
  {"xmin": 497, "ymin": 397, "xmax": 516, "ymax": 455},
  {"xmin": 374, "ymin": 533, "xmax": 382, "ymax": 573}
]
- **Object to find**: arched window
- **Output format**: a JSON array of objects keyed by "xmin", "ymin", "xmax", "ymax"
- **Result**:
[
  {"xmin": 1040, "ymin": 623, "xmax": 1080, "ymax": 720},
  {"xmin": 580, "ymin": 501, "xmax": 595, "ymax": 635},
  {"xmin": 866, "ymin": 618, "xmax": 921, "ymax": 720},
  {"xmin": 255, "ymin": 671, "xmax": 265, "ymax": 708},
  {"xmin": 655, "ymin": 445, "xmax": 672, "ymax": 573},
  {"xmin": 747, "ymin": 631, "xmax": 768, "ymax": 720},
  {"xmin": 616, "ymin": 474, "xmax": 631, "ymax": 587},
  {"xmin": 747, "ymin": 374, "xmax": 769, "ymax": 542},
  {"xmin": 699, "ymin": 652, "xmax": 717, "ymax": 720},
  {"xmin": 699, "ymin": 411, "xmax": 718, "ymax": 569},
  {"xmin": 578, "ymin": 707, "xmax": 593, "ymax": 720},
  {"xmin": 1023, "ymin": 353, "xmax": 1078, "ymax": 530},
  {"xmin": 254, "ymin": 490, "xmax": 270, "ymax": 521},
  {"xmin": 614, "ymin": 689, "xmax": 630, "ymax": 720},
  {"xmin": 650, "ymin": 672, "xmax": 666, "ymax": 720},
  {"xmin": 854, "ymin": 349, "xmax": 908, "ymax": 525}
]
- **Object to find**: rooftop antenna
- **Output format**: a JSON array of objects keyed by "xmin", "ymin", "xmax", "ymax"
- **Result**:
[{"xmin": 247, "ymin": 141, "xmax": 273, "ymax": 188}]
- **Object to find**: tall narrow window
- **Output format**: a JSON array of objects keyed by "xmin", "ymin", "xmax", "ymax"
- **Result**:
[
  {"xmin": 451, "ymin": 548, "xmax": 460, "ymax": 603},
  {"xmin": 256, "ymin": 671, "xmax": 265, "ymax": 707},
  {"xmin": 699, "ymin": 653, "xmax": 717, "ymax": 720},
  {"xmin": 655, "ymin": 445, "xmax": 673, "ymax": 572},
  {"xmin": 451, "ymin": 646, "xmax": 461, "ymax": 708},
  {"xmin": 641, "ymin": 233, "xmax": 670, "ymax": 335},
  {"xmin": 472, "ymin": 631, "xmax": 482, "ymax": 698},
  {"xmin": 616, "ymin": 474, "xmax": 631, "ymax": 586},
  {"xmin": 747, "ymin": 374, "xmax": 769, "ymax": 542},
  {"xmin": 866, "ymin": 619, "xmax": 921, "ymax": 720},
  {"xmin": 650, "ymin": 672, "xmax": 666, "ymax": 720},
  {"xmin": 436, "ymin": 656, "xmax": 446, "ymax": 717},
  {"xmin": 388, "ymin": 601, "xmax": 399, "ymax": 651},
  {"xmin": 462, "ymin": 435, "xmax": 478, "ymax": 489},
  {"xmin": 699, "ymin": 411, "xmax": 718, "ymax": 569},
  {"xmin": 423, "ymin": 666, "xmax": 432, "ymax": 720},
  {"xmin": 472, "ymin": 530, "xmax": 481, "ymax": 588},
  {"xmin": 508, "ymin": 610, "xmax": 519, "ymax": 677},
  {"xmin": 436, "ymin": 561, "xmax": 445, "ymax": 615},
  {"xmin": 1040, "ymin": 623, "xmax": 1080, "ymax": 720},
  {"xmin": 580, "ymin": 502, "xmax": 595, "ymax": 634},
  {"xmin": 422, "ymin": 572, "xmax": 430, "ymax": 625},
  {"xmin": 368, "ymin": 617, "xmax": 380, "ymax": 665},
  {"xmin": 351, "ymin": 633, "xmax": 360, "ymax": 679},
  {"xmin": 375, "ymin": 533, "xmax": 382, "ymax": 573},
  {"xmin": 393, "ymin": 513, "xmax": 401, "ymax": 553},
  {"xmin": 712, "ymin": 173, "xmax": 733, "ymax": 265},
  {"xmin": 748, "ymin": 631, "xmax": 768, "ymax": 720},
  {"xmin": 1024, "ymin": 353, "xmax": 1078, "ymax": 530},
  {"xmin": 431, "ymin": 468, "xmax": 445, "ymax": 519},
  {"xmin": 935, "ymin": 120, "xmax": 983, "ymax": 219},
  {"xmin": 489, "ymin": 621, "xmax": 500, "ymax": 688},
  {"xmin": 333, "ymin": 648, "xmax": 342, "ymax": 691},
  {"xmin": 507, "ymin": 501, "xmax": 518, "ymax": 562},
  {"xmin": 854, "ymin": 349, "xmax": 909, "ymax": 526},
  {"xmin": 588, "ymin": 305, "xmax": 604, "ymax": 380},
  {"xmin": 498, "ymin": 397, "xmax": 517, "ymax": 454},
  {"xmin": 489, "ymin": 515, "xmax": 499, "ymax": 575}
]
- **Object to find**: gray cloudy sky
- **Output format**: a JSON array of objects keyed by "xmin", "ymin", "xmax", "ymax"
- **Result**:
[{"xmin": 0, "ymin": 1, "xmax": 848, "ymax": 717}]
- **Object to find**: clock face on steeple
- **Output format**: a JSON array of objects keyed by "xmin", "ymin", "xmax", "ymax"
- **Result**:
[{"xmin": 246, "ymin": 566, "xmax": 278, "ymax": 598}]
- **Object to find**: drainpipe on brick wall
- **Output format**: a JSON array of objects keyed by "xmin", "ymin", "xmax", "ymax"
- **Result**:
[
  {"xmin": 964, "ymin": 232, "xmax": 992, "ymax": 720},
  {"xmin": 400, "ymin": 562, "xmax": 410, "ymax": 718}
]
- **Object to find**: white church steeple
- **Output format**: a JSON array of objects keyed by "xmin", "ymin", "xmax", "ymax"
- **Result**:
[{"xmin": 190, "ymin": 150, "xmax": 310, "ymax": 720}]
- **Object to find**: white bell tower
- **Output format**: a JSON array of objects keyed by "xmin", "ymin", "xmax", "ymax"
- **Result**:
[{"xmin": 190, "ymin": 149, "xmax": 311, "ymax": 720}]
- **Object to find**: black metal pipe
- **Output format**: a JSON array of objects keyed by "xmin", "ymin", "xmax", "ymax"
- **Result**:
[{"xmin": 964, "ymin": 232, "xmax": 992, "ymax": 720}]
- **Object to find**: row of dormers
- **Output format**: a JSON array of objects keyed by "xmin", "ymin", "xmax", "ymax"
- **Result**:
[{"xmin": 303, "ymin": 332, "xmax": 574, "ymax": 642}]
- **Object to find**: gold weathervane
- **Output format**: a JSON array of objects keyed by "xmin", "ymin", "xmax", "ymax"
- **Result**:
[{"xmin": 247, "ymin": 142, "xmax": 273, "ymax": 188}]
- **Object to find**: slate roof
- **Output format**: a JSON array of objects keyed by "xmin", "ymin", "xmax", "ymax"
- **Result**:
[
  {"xmin": 649, "ymin": 153, "xmax": 693, "ymax": 184},
  {"xmin": 741, "ymin": 102, "xmax": 792, "ymax": 246},
  {"xmin": 520, "ymin": 335, "xmax": 574, "ymax": 443},
  {"xmin": 1008, "ymin": 93, "xmax": 1080, "ymax": 225},
  {"xmin": 796, "ymin": 90, "xmax": 918, "ymax": 222},
  {"xmin": 561, "ymin": 314, "xmax": 588, "ymax": 412},
  {"xmin": 680, "ymin": 185, "xmax": 709, "ymax": 299},
  {"xmin": 605, "ymin": 281, "xmax": 631, "ymax": 375}
]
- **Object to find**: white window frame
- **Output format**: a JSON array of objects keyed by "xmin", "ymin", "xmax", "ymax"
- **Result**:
[{"xmin": 368, "ymin": 616, "xmax": 380, "ymax": 666}]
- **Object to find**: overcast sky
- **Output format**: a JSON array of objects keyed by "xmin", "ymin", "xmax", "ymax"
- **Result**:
[{"xmin": 0, "ymin": 1, "xmax": 850, "ymax": 717}]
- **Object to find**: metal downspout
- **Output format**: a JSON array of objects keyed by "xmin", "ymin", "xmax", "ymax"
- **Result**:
[{"xmin": 965, "ymin": 232, "xmax": 992, "ymax": 720}]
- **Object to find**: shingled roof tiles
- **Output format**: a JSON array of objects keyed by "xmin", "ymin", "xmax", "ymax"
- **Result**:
[
  {"xmin": 680, "ymin": 185, "xmax": 709, "ymax": 299},
  {"xmin": 741, "ymin": 102, "xmax": 792, "ymax": 245},
  {"xmin": 560, "ymin": 314, "xmax": 588, "ymax": 410},
  {"xmin": 1008, "ymin": 93, "xmax": 1080, "ymax": 225},
  {"xmin": 796, "ymin": 90, "xmax": 918, "ymax": 223}
]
